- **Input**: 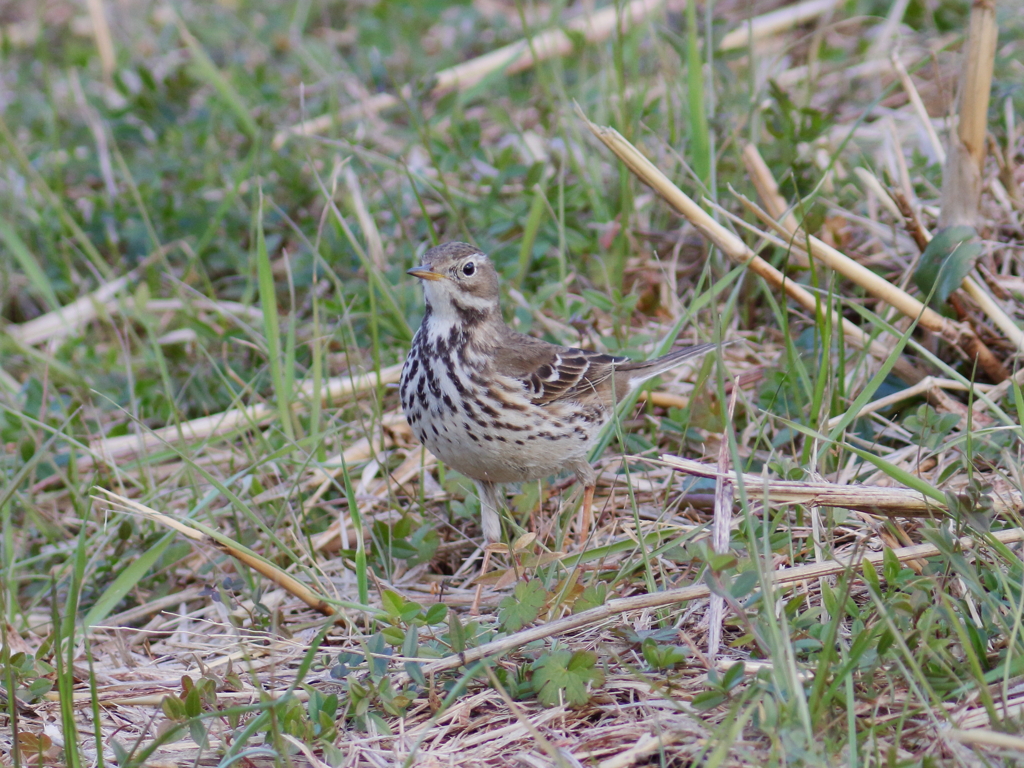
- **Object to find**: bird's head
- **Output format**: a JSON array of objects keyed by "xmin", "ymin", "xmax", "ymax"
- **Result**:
[{"xmin": 408, "ymin": 242, "xmax": 500, "ymax": 324}]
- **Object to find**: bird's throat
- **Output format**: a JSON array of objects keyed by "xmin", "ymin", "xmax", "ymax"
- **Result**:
[{"xmin": 423, "ymin": 293, "xmax": 498, "ymax": 340}]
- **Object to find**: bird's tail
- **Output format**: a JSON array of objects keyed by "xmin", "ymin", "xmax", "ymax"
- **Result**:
[{"xmin": 618, "ymin": 342, "xmax": 721, "ymax": 389}]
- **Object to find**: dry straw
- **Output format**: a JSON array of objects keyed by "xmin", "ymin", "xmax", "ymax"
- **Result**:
[
  {"xmin": 106, "ymin": 450, "xmax": 1015, "ymax": 678},
  {"xmin": 272, "ymin": 0, "xmax": 841, "ymax": 151},
  {"xmin": 940, "ymin": 0, "xmax": 998, "ymax": 229},
  {"xmin": 272, "ymin": 0, "xmax": 673, "ymax": 150},
  {"xmin": 88, "ymin": 364, "xmax": 402, "ymax": 464},
  {"xmin": 658, "ymin": 455, "xmax": 1022, "ymax": 518},
  {"xmin": 415, "ymin": 527, "xmax": 1024, "ymax": 679},
  {"xmin": 739, "ymin": 144, "xmax": 1014, "ymax": 379},
  {"xmin": 93, "ymin": 488, "xmax": 353, "ymax": 623},
  {"xmin": 575, "ymin": 106, "xmax": 924, "ymax": 383},
  {"xmin": 718, "ymin": 0, "xmax": 839, "ymax": 51}
]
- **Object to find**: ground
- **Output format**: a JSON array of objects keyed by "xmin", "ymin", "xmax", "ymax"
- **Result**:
[{"xmin": 2, "ymin": 0, "xmax": 1024, "ymax": 765}]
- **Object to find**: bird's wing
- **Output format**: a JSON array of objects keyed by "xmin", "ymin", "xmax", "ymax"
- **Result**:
[{"xmin": 491, "ymin": 333, "xmax": 626, "ymax": 406}]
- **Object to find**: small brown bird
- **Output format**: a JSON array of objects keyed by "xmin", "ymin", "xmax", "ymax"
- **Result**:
[{"xmin": 400, "ymin": 242, "xmax": 716, "ymax": 543}]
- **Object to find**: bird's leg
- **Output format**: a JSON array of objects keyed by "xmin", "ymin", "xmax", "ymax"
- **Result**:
[
  {"xmin": 572, "ymin": 461, "xmax": 598, "ymax": 546},
  {"xmin": 579, "ymin": 485, "xmax": 595, "ymax": 544},
  {"xmin": 472, "ymin": 480, "xmax": 502, "ymax": 615},
  {"xmin": 476, "ymin": 479, "xmax": 502, "ymax": 544}
]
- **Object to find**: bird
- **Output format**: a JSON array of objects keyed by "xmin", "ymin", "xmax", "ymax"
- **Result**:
[{"xmin": 400, "ymin": 241, "xmax": 717, "ymax": 546}]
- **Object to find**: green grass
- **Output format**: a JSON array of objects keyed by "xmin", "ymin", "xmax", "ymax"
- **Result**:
[{"xmin": 2, "ymin": 0, "xmax": 1024, "ymax": 765}]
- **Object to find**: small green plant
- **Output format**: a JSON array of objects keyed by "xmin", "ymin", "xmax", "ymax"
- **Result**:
[
  {"xmin": 489, "ymin": 662, "xmax": 534, "ymax": 700},
  {"xmin": 498, "ymin": 580, "xmax": 548, "ymax": 632},
  {"xmin": 338, "ymin": 671, "xmax": 409, "ymax": 733},
  {"xmin": 377, "ymin": 588, "xmax": 450, "ymax": 685},
  {"xmin": 903, "ymin": 404, "xmax": 960, "ymax": 450},
  {"xmin": 573, "ymin": 582, "xmax": 608, "ymax": 614},
  {"xmin": 160, "ymin": 674, "xmax": 220, "ymax": 748},
  {"xmin": 3, "ymin": 652, "xmax": 54, "ymax": 704},
  {"xmin": 913, "ymin": 226, "xmax": 983, "ymax": 308},
  {"xmin": 945, "ymin": 477, "xmax": 997, "ymax": 533},
  {"xmin": 580, "ymin": 287, "xmax": 641, "ymax": 346},
  {"xmin": 691, "ymin": 662, "xmax": 746, "ymax": 711},
  {"xmin": 530, "ymin": 648, "xmax": 604, "ymax": 707},
  {"xmin": 282, "ymin": 689, "xmax": 339, "ymax": 744},
  {"xmin": 370, "ymin": 516, "xmax": 440, "ymax": 572},
  {"xmin": 641, "ymin": 637, "xmax": 690, "ymax": 670},
  {"xmin": 763, "ymin": 80, "xmax": 832, "ymax": 218}
]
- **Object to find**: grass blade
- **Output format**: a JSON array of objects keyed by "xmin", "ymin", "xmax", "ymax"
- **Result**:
[
  {"xmin": 172, "ymin": 12, "xmax": 258, "ymax": 141},
  {"xmin": 255, "ymin": 190, "xmax": 295, "ymax": 442},
  {"xmin": 0, "ymin": 218, "xmax": 60, "ymax": 312}
]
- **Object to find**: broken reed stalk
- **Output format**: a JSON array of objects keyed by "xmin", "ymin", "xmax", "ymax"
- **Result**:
[
  {"xmin": 740, "ymin": 143, "xmax": 1009, "ymax": 382},
  {"xmin": 416, "ymin": 527, "xmax": 1024, "ymax": 678},
  {"xmin": 741, "ymin": 143, "xmax": 803, "ymax": 235},
  {"xmin": 657, "ymin": 455, "xmax": 1023, "ymax": 518},
  {"xmin": 718, "ymin": 0, "xmax": 840, "ymax": 52},
  {"xmin": 576, "ymin": 107, "xmax": 922, "ymax": 384},
  {"xmin": 7, "ymin": 274, "xmax": 131, "ymax": 346},
  {"xmin": 888, "ymin": 31, "xmax": 1024, "ymax": 356},
  {"xmin": 88, "ymin": 363, "xmax": 404, "ymax": 464},
  {"xmin": 93, "ymin": 488, "xmax": 359, "ymax": 624},
  {"xmin": 887, "ymin": 183, "xmax": 933, "ymax": 252},
  {"xmin": 10, "ymin": 295, "xmax": 264, "ymax": 347},
  {"xmin": 707, "ymin": 389, "xmax": 738, "ymax": 661},
  {"xmin": 5, "ymin": 243, "xmax": 177, "ymax": 346},
  {"xmin": 939, "ymin": 0, "xmax": 998, "ymax": 228}
]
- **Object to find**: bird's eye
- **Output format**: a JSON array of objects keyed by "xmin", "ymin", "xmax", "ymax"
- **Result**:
[{"xmin": 462, "ymin": 261, "xmax": 476, "ymax": 276}]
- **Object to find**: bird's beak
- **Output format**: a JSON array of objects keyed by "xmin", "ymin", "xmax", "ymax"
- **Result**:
[{"xmin": 407, "ymin": 266, "xmax": 446, "ymax": 281}]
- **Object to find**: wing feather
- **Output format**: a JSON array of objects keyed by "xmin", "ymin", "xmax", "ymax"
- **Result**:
[{"xmin": 491, "ymin": 333, "xmax": 626, "ymax": 406}]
